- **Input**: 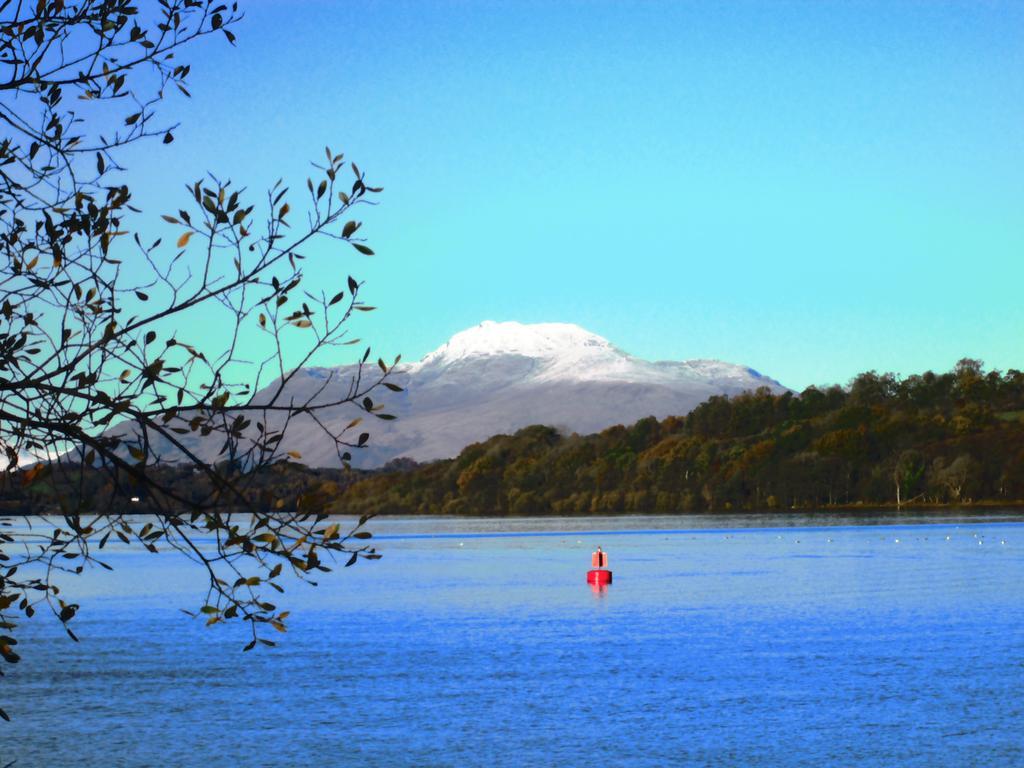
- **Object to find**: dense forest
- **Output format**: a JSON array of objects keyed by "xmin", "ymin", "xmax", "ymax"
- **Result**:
[
  {"xmin": 337, "ymin": 359, "xmax": 1024, "ymax": 516},
  {"xmin": 0, "ymin": 461, "xmax": 364, "ymax": 517}
]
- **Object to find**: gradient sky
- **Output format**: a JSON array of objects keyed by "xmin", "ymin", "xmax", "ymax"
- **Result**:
[{"xmin": 120, "ymin": 0, "xmax": 1024, "ymax": 391}]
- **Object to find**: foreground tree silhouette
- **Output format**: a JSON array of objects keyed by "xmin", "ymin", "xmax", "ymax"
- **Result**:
[{"xmin": 0, "ymin": 1, "xmax": 399, "ymax": 721}]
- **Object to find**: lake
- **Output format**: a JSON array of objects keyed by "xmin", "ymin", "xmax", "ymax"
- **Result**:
[{"xmin": 4, "ymin": 512, "xmax": 1024, "ymax": 767}]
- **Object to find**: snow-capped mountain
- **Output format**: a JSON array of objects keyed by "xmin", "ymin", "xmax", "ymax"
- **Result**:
[{"xmin": 224, "ymin": 321, "xmax": 787, "ymax": 467}]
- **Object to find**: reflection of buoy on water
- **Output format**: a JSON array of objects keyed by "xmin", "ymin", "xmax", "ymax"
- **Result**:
[{"xmin": 587, "ymin": 546, "xmax": 613, "ymax": 586}]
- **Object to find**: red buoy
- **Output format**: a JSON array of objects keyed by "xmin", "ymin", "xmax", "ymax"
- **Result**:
[{"xmin": 587, "ymin": 546, "xmax": 612, "ymax": 585}]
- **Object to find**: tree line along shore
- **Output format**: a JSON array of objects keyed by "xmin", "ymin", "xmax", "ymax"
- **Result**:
[
  {"xmin": 4, "ymin": 360, "xmax": 1024, "ymax": 518},
  {"xmin": 337, "ymin": 359, "xmax": 1024, "ymax": 516}
]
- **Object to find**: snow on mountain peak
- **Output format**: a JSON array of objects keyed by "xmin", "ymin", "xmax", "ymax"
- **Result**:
[
  {"xmin": 415, "ymin": 320, "xmax": 616, "ymax": 367},
  {"xmin": 406, "ymin": 320, "xmax": 785, "ymax": 389}
]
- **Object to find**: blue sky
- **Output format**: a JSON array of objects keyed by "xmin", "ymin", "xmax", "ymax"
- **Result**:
[{"xmin": 123, "ymin": 0, "xmax": 1023, "ymax": 391}]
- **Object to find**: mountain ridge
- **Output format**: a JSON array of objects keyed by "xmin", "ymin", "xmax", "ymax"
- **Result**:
[
  {"xmin": 110, "ymin": 320, "xmax": 788, "ymax": 468},
  {"xmin": 248, "ymin": 320, "xmax": 788, "ymax": 467}
]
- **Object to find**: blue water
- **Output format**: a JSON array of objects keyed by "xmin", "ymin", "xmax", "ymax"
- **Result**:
[{"xmin": 4, "ymin": 513, "xmax": 1024, "ymax": 767}]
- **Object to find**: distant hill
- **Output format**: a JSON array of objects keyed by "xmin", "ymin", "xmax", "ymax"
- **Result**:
[
  {"xmin": 113, "ymin": 320, "xmax": 787, "ymax": 468},
  {"xmin": 336, "ymin": 360, "xmax": 1024, "ymax": 515}
]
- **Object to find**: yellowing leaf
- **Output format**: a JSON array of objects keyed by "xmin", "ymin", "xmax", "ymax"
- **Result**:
[{"xmin": 177, "ymin": 231, "xmax": 193, "ymax": 248}]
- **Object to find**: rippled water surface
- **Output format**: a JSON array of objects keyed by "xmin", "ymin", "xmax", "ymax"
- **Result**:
[{"xmin": 4, "ymin": 512, "xmax": 1024, "ymax": 767}]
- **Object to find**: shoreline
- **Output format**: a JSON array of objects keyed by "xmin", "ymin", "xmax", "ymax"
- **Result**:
[
  {"xmin": 365, "ymin": 500, "xmax": 1024, "ymax": 518},
  {"xmin": 7, "ymin": 503, "xmax": 1024, "ymax": 520}
]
